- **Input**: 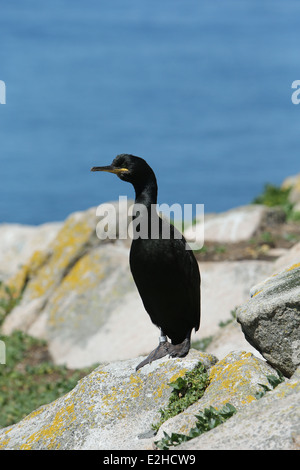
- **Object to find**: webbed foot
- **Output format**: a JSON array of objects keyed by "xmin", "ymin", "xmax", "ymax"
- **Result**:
[
  {"xmin": 136, "ymin": 340, "xmax": 170, "ymax": 371},
  {"xmin": 168, "ymin": 338, "xmax": 190, "ymax": 358}
]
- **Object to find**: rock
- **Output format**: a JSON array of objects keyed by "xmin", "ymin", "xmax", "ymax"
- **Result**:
[
  {"xmin": 0, "ymin": 222, "xmax": 62, "ymax": 281},
  {"xmin": 0, "ymin": 350, "xmax": 217, "ymax": 450},
  {"xmin": 2, "ymin": 243, "xmax": 148, "ymax": 368},
  {"xmin": 1, "ymin": 349, "xmax": 297, "ymax": 451},
  {"xmin": 0, "ymin": 201, "xmax": 294, "ymax": 370},
  {"xmin": 2, "ymin": 202, "xmax": 274, "ymax": 368},
  {"xmin": 155, "ymin": 351, "xmax": 277, "ymax": 442},
  {"xmin": 2, "ymin": 202, "xmax": 153, "ymax": 369},
  {"xmin": 177, "ymin": 365, "xmax": 300, "ymax": 450},
  {"xmin": 237, "ymin": 263, "xmax": 300, "ymax": 377},
  {"xmin": 282, "ymin": 173, "xmax": 300, "ymax": 209},
  {"xmin": 184, "ymin": 205, "xmax": 268, "ymax": 244},
  {"xmin": 273, "ymin": 241, "xmax": 300, "ymax": 271}
]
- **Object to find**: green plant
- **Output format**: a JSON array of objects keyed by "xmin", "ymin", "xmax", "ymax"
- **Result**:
[
  {"xmin": 260, "ymin": 231, "xmax": 274, "ymax": 244},
  {"xmin": 214, "ymin": 244, "xmax": 227, "ymax": 254},
  {"xmin": 0, "ymin": 281, "xmax": 21, "ymax": 326},
  {"xmin": 152, "ymin": 363, "xmax": 209, "ymax": 432},
  {"xmin": 155, "ymin": 403, "xmax": 237, "ymax": 449},
  {"xmin": 218, "ymin": 307, "xmax": 238, "ymax": 328},
  {"xmin": 0, "ymin": 330, "xmax": 96, "ymax": 428},
  {"xmin": 255, "ymin": 370, "xmax": 285, "ymax": 399},
  {"xmin": 252, "ymin": 183, "xmax": 291, "ymax": 208},
  {"xmin": 191, "ymin": 336, "xmax": 213, "ymax": 351},
  {"xmin": 252, "ymin": 183, "xmax": 300, "ymax": 222},
  {"xmin": 192, "ymin": 245, "xmax": 208, "ymax": 255},
  {"xmin": 288, "ymin": 210, "xmax": 300, "ymax": 222}
]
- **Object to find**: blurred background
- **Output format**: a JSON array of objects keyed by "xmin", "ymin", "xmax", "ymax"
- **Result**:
[{"xmin": 0, "ymin": 0, "xmax": 300, "ymax": 225}]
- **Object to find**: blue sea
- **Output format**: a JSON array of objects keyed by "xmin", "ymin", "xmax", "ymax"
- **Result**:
[{"xmin": 0, "ymin": 0, "xmax": 300, "ymax": 225}]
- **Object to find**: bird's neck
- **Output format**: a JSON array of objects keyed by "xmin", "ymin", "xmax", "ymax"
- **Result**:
[{"xmin": 134, "ymin": 179, "xmax": 158, "ymax": 210}]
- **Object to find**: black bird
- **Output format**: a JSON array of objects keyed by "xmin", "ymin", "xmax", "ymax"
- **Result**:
[{"xmin": 91, "ymin": 154, "xmax": 200, "ymax": 370}]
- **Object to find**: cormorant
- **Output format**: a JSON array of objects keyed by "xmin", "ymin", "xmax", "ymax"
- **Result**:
[{"xmin": 91, "ymin": 154, "xmax": 200, "ymax": 370}]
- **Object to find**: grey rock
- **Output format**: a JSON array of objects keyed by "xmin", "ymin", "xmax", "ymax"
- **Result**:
[
  {"xmin": 177, "ymin": 366, "xmax": 300, "ymax": 450},
  {"xmin": 2, "ymin": 204, "xmax": 274, "ymax": 368},
  {"xmin": 0, "ymin": 350, "xmax": 217, "ymax": 450},
  {"xmin": 237, "ymin": 263, "xmax": 300, "ymax": 377},
  {"xmin": 155, "ymin": 350, "xmax": 277, "ymax": 442},
  {"xmin": 282, "ymin": 173, "xmax": 300, "ymax": 206},
  {"xmin": 184, "ymin": 205, "xmax": 268, "ymax": 244},
  {"xmin": 1, "ymin": 349, "xmax": 297, "ymax": 451},
  {"xmin": 0, "ymin": 222, "xmax": 62, "ymax": 280}
]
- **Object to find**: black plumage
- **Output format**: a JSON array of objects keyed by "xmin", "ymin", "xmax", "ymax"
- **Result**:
[{"xmin": 91, "ymin": 154, "xmax": 200, "ymax": 370}]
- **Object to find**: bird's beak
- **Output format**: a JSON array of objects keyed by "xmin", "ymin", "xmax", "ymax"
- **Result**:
[{"xmin": 91, "ymin": 165, "xmax": 129, "ymax": 174}]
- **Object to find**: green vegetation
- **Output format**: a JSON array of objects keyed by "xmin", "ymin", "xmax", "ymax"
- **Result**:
[
  {"xmin": 0, "ymin": 330, "xmax": 95, "ymax": 428},
  {"xmin": 0, "ymin": 279, "xmax": 96, "ymax": 429},
  {"xmin": 193, "ymin": 244, "xmax": 227, "ymax": 256},
  {"xmin": 0, "ymin": 281, "xmax": 21, "ymax": 326},
  {"xmin": 255, "ymin": 370, "xmax": 285, "ymax": 399},
  {"xmin": 218, "ymin": 307, "xmax": 237, "ymax": 328},
  {"xmin": 155, "ymin": 403, "xmax": 237, "ymax": 449},
  {"xmin": 154, "ymin": 368, "xmax": 284, "ymax": 449},
  {"xmin": 252, "ymin": 183, "xmax": 292, "ymax": 208},
  {"xmin": 191, "ymin": 336, "xmax": 213, "ymax": 351},
  {"xmin": 252, "ymin": 183, "xmax": 300, "ymax": 221},
  {"xmin": 152, "ymin": 362, "xmax": 209, "ymax": 433}
]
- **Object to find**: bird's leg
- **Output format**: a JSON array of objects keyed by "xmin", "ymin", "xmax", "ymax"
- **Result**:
[
  {"xmin": 136, "ymin": 330, "xmax": 170, "ymax": 371},
  {"xmin": 168, "ymin": 332, "xmax": 191, "ymax": 358}
]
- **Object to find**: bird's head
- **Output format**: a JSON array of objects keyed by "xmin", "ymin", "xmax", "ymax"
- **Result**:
[{"xmin": 91, "ymin": 154, "xmax": 156, "ymax": 188}]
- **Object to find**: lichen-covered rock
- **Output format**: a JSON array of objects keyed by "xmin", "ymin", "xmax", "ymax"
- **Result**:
[
  {"xmin": 177, "ymin": 365, "xmax": 300, "ymax": 450},
  {"xmin": 3, "ymin": 200, "xmax": 133, "ymax": 306},
  {"xmin": 0, "ymin": 350, "xmax": 217, "ymax": 450},
  {"xmin": 237, "ymin": 263, "xmax": 300, "ymax": 377},
  {"xmin": 2, "ymin": 202, "xmax": 149, "ymax": 368},
  {"xmin": 44, "ymin": 243, "xmax": 141, "ymax": 367},
  {"xmin": 155, "ymin": 350, "xmax": 278, "ymax": 440},
  {"xmin": 274, "ymin": 241, "xmax": 300, "ymax": 272},
  {"xmin": 1, "ymin": 349, "xmax": 294, "ymax": 451},
  {"xmin": 0, "ymin": 222, "xmax": 62, "ymax": 281},
  {"xmin": 20, "ymin": 207, "xmax": 101, "ymax": 302},
  {"xmin": 2, "ymin": 242, "xmax": 145, "ymax": 368}
]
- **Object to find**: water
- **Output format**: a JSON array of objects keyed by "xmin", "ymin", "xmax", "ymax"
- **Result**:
[{"xmin": 0, "ymin": 0, "xmax": 300, "ymax": 225}]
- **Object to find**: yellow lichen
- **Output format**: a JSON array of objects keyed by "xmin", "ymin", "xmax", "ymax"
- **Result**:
[
  {"xmin": 23, "ymin": 215, "xmax": 95, "ymax": 300},
  {"xmin": 22, "ymin": 402, "xmax": 76, "ymax": 450},
  {"xmin": 207, "ymin": 352, "xmax": 259, "ymax": 406},
  {"xmin": 241, "ymin": 395, "xmax": 256, "ymax": 404},
  {"xmin": 252, "ymin": 289, "xmax": 263, "ymax": 298},
  {"xmin": 0, "ymin": 437, "xmax": 11, "ymax": 449},
  {"xmin": 286, "ymin": 262, "xmax": 300, "ymax": 272},
  {"xmin": 47, "ymin": 251, "xmax": 105, "ymax": 327},
  {"xmin": 19, "ymin": 443, "xmax": 32, "ymax": 450},
  {"xmin": 5, "ymin": 265, "xmax": 30, "ymax": 299}
]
